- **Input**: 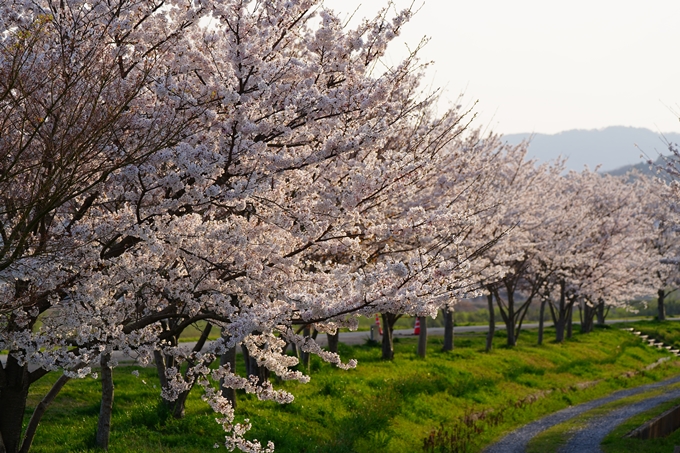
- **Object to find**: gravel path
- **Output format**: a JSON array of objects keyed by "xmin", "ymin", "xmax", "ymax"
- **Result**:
[
  {"xmin": 484, "ymin": 373, "xmax": 680, "ymax": 453},
  {"xmin": 559, "ymin": 384, "xmax": 680, "ymax": 453}
]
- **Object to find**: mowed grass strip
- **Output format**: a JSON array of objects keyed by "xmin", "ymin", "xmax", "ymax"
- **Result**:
[{"xmin": 22, "ymin": 325, "xmax": 680, "ymax": 453}]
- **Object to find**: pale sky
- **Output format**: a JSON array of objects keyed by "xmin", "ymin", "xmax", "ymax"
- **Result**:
[{"xmin": 322, "ymin": 0, "xmax": 680, "ymax": 135}]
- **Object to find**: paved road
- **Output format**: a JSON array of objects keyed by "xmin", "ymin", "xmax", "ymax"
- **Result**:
[
  {"xmin": 0, "ymin": 324, "xmax": 492, "ymax": 368},
  {"xmin": 0, "ymin": 317, "xmax": 666, "ymax": 368}
]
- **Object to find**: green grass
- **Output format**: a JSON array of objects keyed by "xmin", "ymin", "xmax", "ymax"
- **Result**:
[
  {"xmin": 624, "ymin": 319, "xmax": 680, "ymax": 349},
  {"xmin": 22, "ymin": 368, "xmax": 226, "ymax": 452},
  {"xmin": 22, "ymin": 326, "xmax": 680, "ymax": 453}
]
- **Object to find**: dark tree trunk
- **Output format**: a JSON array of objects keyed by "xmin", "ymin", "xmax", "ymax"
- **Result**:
[
  {"xmin": 417, "ymin": 316, "xmax": 428, "ymax": 358},
  {"xmin": 0, "ymin": 355, "xmax": 31, "ymax": 453},
  {"xmin": 175, "ymin": 322, "xmax": 213, "ymax": 418},
  {"xmin": 302, "ymin": 325, "xmax": 311, "ymax": 370},
  {"xmin": 596, "ymin": 301, "xmax": 606, "ymax": 325},
  {"xmin": 172, "ymin": 390, "xmax": 190, "ymax": 419},
  {"xmin": 153, "ymin": 338, "xmax": 177, "ymax": 409},
  {"xmin": 493, "ymin": 287, "xmax": 514, "ymax": 346},
  {"xmin": 254, "ymin": 359, "xmax": 270, "ymax": 385},
  {"xmin": 486, "ymin": 292, "xmax": 494, "ymax": 352},
  {"xmin": 566, "ymin": 304, "xmax": 573, "ymax": 339},
  {"xmin": 554, "ymin": 281, "xmax": 567, "ymax": 343},
  {"xmin": 580, "ymin": 302, "xmax": 592, "ymax": 334},
  {"xmin": 241, "ymin": 344, "xmax": 253, "ymax": 377},
  {"xmin": 658, "ymin": 289, "xmax": 667, "ymax": 321},
  {"xmin": 96, "ymin": 353, "xmax": 114, "ymax": 450},
  {"xmin": 551, "ymin": 281, "xmax": 576, "ymax": 342},
  {"xmin": 19, "ymin": 374, "xmax": 70, "ymax": 453},
  {"xmin": 289, "ymin": 341, "xmax": 298, "ymax": 360},
  {"xmin": 241, "ymin": 344, "xmax": 270, "ymax": 385},
  {"xmin": 163, "ymin": 378, "xmax": 190, "ymax": 418},
  {"xmin": 326, "ymin": 332, "xmax": 340, "ymax": 354},
  {"xmin": 381, "ymin": 313, "xmax": 399, "ymax": 361},
  {"xmin": 219, "ymin": 346, "xmax": 237, "ymax": 407},
  {"xmin": 219, "ymin": 330, "xmax": 237, "ymax": 409},
  {"xmin": 580, "ymin": 299, "xmax": 600, "ymax": 334},
  {"xmin": 538, "ymin": 298, "xmax": 546, "ymax": 345},
  {"xmin": 554, "ymin": 320, "xmax": 565, "ymax": 342},
  {"xmin": 442, "ymin": 309, "xmax": 454, "ymax": 352},
  {"xmin": 153, "ymin": 350, "xmax": 169, "ymax": 392},
  {"xmin": 153, "ymin": 323, "xmax": 213, "ymax": 418},
  {"xmin": 492, "ymin": 282, "xmax": 533, "ymax": 347}
]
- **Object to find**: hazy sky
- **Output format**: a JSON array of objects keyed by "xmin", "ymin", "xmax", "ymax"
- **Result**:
[{"xmin": 322, "ymin": 0, "xmax": 680, "ymax": 135}]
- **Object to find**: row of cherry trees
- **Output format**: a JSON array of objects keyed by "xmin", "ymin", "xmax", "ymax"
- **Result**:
[
  {"xmin": 388, "ymin": 160, "xmax": 680, "ymax": 357},
  {"xmin": 1, "ymin": 1, "xmax": 678, "ymax": 452},
  {"xmin": 478, "ymin": 167, "xmax": 679, "ymax": 348},
  {"xmin": 0, "ymin": 1, "xmax": 518, "ymax": 451}
]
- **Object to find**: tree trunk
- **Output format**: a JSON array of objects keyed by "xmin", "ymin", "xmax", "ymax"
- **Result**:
[
  {"xmin": 417, "ymin": 316, "xmax": 428, "ymax": 358},
  {"xmin": 381, "ymin": 313, "xmax": 398, "ymax": 361},
  {"xmin": 537, "ymin": 298, "xmax": 546, "ymax": 345},
  {"xmin": 658, "ymin": 289, "xmax": 667, "ymax": 321},
  {"xmin": 596, "ymin": 301, "xmax": 606, "ymax": 325},
  {"xmin": 442, "ymin": 309, "xmax": 454, "ymax": 352},
  {"xmin": 506, "ymin": 312, "xmax": 516, "ymax": 347},
  {"xmin": 172, "ymin": 391, "xmax": 190, "ymax": 419},
  {"xmin": 302, "ymin": 325, "xmax": 311, "ymax": 371},
  {"xmin": 96, "ymin": 353, "xmax": 114, "ymax": 450},
  {"xmin": 19, "ymin": 374, "xmax": 70, "ymax": 453},
  {"xmin": 566, "ymin": 304, "xmax": 573, "ymax": 339},
  {"xmin": 153, "ymin": 350, "xmax": 169, "ymax": 392},
  {"xmin": 326, "ymin": 332, "xmax": 339, "ymax": 354},
  {"xmin": 256, "ymin": 360, "xmax": 270, "ymax": 385},
  {"xmin": 0, "ymin": 355, "xmax": 31, "ymax": 453},
  {"xmin": 580, "ymin": 300, "xmax": 598, "ymax": 334},
  {"xmin": 579, "ymin": 301, "xmax": 586, "ymax": 334},
  {"xmin": 219, "ymin": 330, "xmax": 237, "ymax": 409},
  {"xmin": 554, "ymin": 319, "xmax": 566, "ymax": 343},
  {"xmin": 165, "ymin": 323, "xmax": 213, "ymax": 419},
  {"xmin": 486, "ymin": 292, "xmax": 494, "ymax": 352},
  {"xmin": 553, "ymin": 280, "xmax": 578, "ymax": 343},
  {"xmin": 289, "ymin": 341, "xmax": 298, "ymax": 360},
  {"xmin": 153, "ymin": 342, "xmax": 177, "ymax": 409},
  {"xmin": 493, "ymin": 285, "xmax": 517, "ymax": 347},
  {"xmin": 241, "ymin": 344, "xmax": 253, "ymax": 377},
  {"xmin": 241, "ymin": 344, "xmax": 269, "ymax": 385}
]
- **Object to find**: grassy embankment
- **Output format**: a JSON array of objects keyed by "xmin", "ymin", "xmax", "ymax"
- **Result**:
[
  {"xmin": 525, "ymin": 384, "xmax": 680, "ymax": 453},
  {"xmin": 21, "ymin": 324, "xmax": 680, "ymax": 453},
  {"xmin": 524, "ymin": 320, "xmax": 680, "ymax": 453}
]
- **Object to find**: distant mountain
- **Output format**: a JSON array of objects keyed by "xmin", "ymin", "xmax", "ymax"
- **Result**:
[
  {"xmin": 502, "ymin": 126, "xmax": 680, "ymax": 172},
  {"xmin": 606, "ymin": 155, "xmax": 665, "ymax": 178}
]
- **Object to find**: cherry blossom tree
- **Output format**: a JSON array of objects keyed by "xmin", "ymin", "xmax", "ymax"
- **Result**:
[
  {"xmin": 651, "ymin": 141, "xmax": 680, "ymax": 268},
  {"xmin": 471, "ymin": 148, "xmax": 564, "ymax": 347},
  {"xmin": 0, "ymin": 0, "xmax": 207, "ymax": 450},
  {"xmin": 0, "ymin": 1, "xmax": 503, "ymax": 451},
  {"xmin": 374, "ymin": 128, "xmax": 521, "ymax": 359},
  {"xmin": 534, "ymin": 170, "xmax": 652, "ymax": 341},
  {"xmin": 638, "ymin": 174, "xmax": 680, "ymax": 320}
]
